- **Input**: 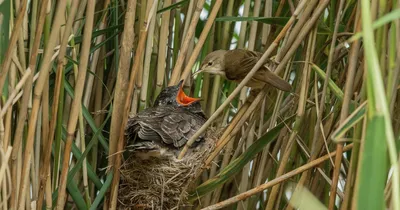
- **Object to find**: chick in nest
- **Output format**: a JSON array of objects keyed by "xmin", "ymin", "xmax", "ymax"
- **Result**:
[{"xmin": 125, "ymin": 80, "xmax": 207, "ymax": 159}]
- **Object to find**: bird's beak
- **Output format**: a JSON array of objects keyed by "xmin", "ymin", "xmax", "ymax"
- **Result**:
[
  {"xmin": 193, "ymin": 69, "xmax": 225, "ymax": 78},
  {"xmin": 192, "ymin": 69, "xmax": 205, "ymax": 78},
  {"xmin": 176, "ymin": 80, "xmax": 201, "ymax": 105}
]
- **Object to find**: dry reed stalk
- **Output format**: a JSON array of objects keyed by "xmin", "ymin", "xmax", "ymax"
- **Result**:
[
  {"xmin": 0, "ymin": 146, "xmax": 12, "ymax": 210},
  {"xmin": 202, "ymin": 144, "xmax": 354, "ymax": 210},
  {"xmin": 155, "ymin": 0, "xmax": 172, "ymax": 97},
  {"xmin": 274, "ymin": 0, "xmax": 330, "ymax": 75},
  {"xmin": 237, "ymin": 122, "xmax": 257, "ymax": 210},
  {"xmin": 3, "ymin": 53, "xmax": 16, "ymax": 152},
  {"xmin": 265, "ymin": 124, "xmax": 299, "ymax": 209},
  {"xmin": 45, "ymin": 166, "xmax": 52, "ymax": 209},
  {"xmin": 209, "ymin": 105, "xmax": 251, "ymax": 205},
  {"xmin": 109, "ymin": 1, "xmax": 157, "ymax": 209},
  {"xmin": 275, "ymin": 0, "xmax": 319, "ymax": 62},
  {"xmin": 247, "ymin": 0, "xmax": 261, "ymax": 50},
  {"xmin": 238, "ymin": 0, "xmax": 250, "ymax": 49},
  {"xmin": 0, "ymin": 146, "xmax": 12, "ymax": 187},
  {"xmin": 168, "ymin": 0, "xmax": 206, "ymax": 85},
  {"xmin": 131, "ymin": 0, "xmax": 148, "ymax": 115},
  {"xmin": 10, "ymin": 77, "xmax": 32, "ymax": 210},
  {"xmin": 55, "ymin": 0, "xmax": 96, "ymax": 208},
  {"xmin": 107, "ymin": 0, "xmax": 137, "ymax": 170},
  {"xmin": 140, "ymin": 0, "xmax": 157, "ymax": 110},
  {"xmin": 79, "ymin": 1, "xmax": 111, "ymax": 203},
  {"xmin": 16, "ymin": 0, "xmax": 68, "ymax": 207},
  {"xmin": 35, "ymin": 0, "xmax": 80, "ymax": 208},
  {"xmin": 261, "ymin": 0, "xmax": 272, "ymax": 45},
  {"xmin": 91, "ymin": 48, "xmax": 105, "ymax": 200},
  {"xmin": 252, "ymin": 66, "xmax": 292, "ymax": 197},
  {"xmin": 0, "ymin": 0, "xmax": 27, "ymax": 91},
  {"xmin": 0, "ymin": 69, "xmax": 31, "ymax": 118},
  {"xmin": 339, "ymin": 5, "xmax": 362, "ymax": 210},
  {"xmin": 237, "ymin": 1, "xmax": 261, "ymax": 204},
  {"xmin": 181, "ymin": 0, "xmax": 195, "ymax": 41},
  {"xmin": 202, "ymin": 92, "xmax": 268, "ymax": 189},
  {"xmin": 263, "ymin": 0, "xmax": 287, "ymax": 49},
  {"xmin": 178, "ymin": 0, "xmax": 223, "ymax": 84},
  {"xmin": 284, "ymin": 32, "xmax": 326, "ymax": 204},
  {"xmin": 209, "ymin": 0, "xmax": 232, "ymax": 118},
  {"xmin": 1, "ymin": 110, "xmax": 12, "ymax": 150},
  {"xmin": 37, "ymin": 76, "xmax": 49, "ymax": 200},
  {"xmin": 203, "ymin": 102, "xmax": 251, "ymax": 167},
  {"xmin": 318, "ymin": 1, "xmax": 345, "ymax": 208},
  {"xmin": 237, "ymin": 0, "xmax": 251, "ymax": 104},
  {"xmin": 221, "ymin": 0, "xmax": 234, "ymax": 49},
  {"xmin": 178, "ymin": 0, "xmax": 308, "ymax": 159}
]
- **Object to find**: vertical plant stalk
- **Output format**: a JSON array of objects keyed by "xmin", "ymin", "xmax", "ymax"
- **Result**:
[
  {"xmin": 283, "ymin": 27, "xmax": 319, "ymax": 210},
  {"xmin": 237, "ymin": 1, "xmax": 261, "ymax": 207},
  {"xmin": 261, "ymin": 0, "xmax": 272, "ymax": 45},
  {"xmin": 16, "ymin": 0, "xmax": 67, "ymax": 207},
  {"xmin": 275, "ymin": 0, "xmax": 319, "ymax": 63},
  {"xmin": 131, "ymin": 0, "xmax": 147, "ymax": 115},
  {"xmin": 0, "ymin": 0, "xmax": 27, "ymax": 91},
  {"xmin": 78, "ymin": 1, "xmax": 111, "ymax": 205},
  {"xmin": 55, "ymin": 0, "xmax": 95, "ymax": 208},
  {"xmin": 178, "ymin": 0, "xmax": 308, "ymax": 159},
  {"xmin": 91, "ymin": 48, "xmax": 105, "ymax": 200},
  {"xmin": 107, "ymin": 0, "xmax": 137, "ymax": 170},
  {"xmin": 274, "ymin": 0, "xmax": 330, "ymax": 75},
  {"xmin": 140, "ymin": 0, "xmax": 157, "ymax": 110},
  {"xmin": 155, "ymin": 0, "xmax": 172, "ymax": 97},
  {"xmin": 168, "ymin": 0, "xmax": 206, "ymax": 85},
  {"xmin": 10, "ymin": 28, "xmax": 38, "ymax": 210},
  {"xmin": 327, "ymin": 1, "xmax": 349, "ymax": 209},
  {"xmin": 360, "ymin": 0, "xmax": 400, "ymax": 208},
  {"xmin": 178, "ymin": 0, "xmax": 223, "ymax": 84},
  {"xmin": 35, "ymin": 0, "xmax": 80, "ymax": 208},
  {"xmin": 338, "ymin": 5, "xmax": 361, "ymax": 210},
  {"xmin": 109, "ymin": 1, "xmax": 157, "ymax": 209}
]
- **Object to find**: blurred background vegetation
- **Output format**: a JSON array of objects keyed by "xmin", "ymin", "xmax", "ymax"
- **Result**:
[{"xmin": 0, "ymin": 0, "xmax": 400, "ymax": 209}]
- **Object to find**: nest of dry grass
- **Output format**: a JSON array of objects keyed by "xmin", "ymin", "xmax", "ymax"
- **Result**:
[{"xmin": 117, "ymin": 128, "xmax": 220, "ymax": 210}]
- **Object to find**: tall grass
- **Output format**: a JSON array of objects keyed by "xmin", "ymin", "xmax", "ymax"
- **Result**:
[{"xmin": 0, "ymin": 0, "xmax": 399, "ymax": 209}]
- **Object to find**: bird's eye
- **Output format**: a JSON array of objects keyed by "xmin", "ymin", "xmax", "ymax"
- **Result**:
[{"xmin": 208, "ymin": 61, "xmax": 213, "ymax": 66}]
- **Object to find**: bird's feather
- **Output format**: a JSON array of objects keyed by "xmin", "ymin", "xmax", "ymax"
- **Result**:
[
  {"xmin": 224, "ymin": 49, "xmax": 291, "ymax": 91},
  {"xmin": 126, "ymin": 106, "xmax": 207, "ymax": 149}
]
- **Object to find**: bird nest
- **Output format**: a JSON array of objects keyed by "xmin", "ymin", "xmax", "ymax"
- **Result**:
[{"xmin": 117, "ymin": 128, "xmax": 220, "ymax": 210}]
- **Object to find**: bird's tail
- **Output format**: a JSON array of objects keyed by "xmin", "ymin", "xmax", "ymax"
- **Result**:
[{"xmin": 254, "ymin": 66, "xmax": 292, "ymax": 92}]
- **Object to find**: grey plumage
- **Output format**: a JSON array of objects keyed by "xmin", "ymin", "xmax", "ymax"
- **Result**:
[{"xmin": 124, "ymin": 80, "xmax": 207, "ymax": 158}]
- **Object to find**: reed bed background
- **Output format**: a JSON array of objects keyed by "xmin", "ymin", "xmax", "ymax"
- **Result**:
[{"xmin": 0, "ymin": 0, "xmax": 400, "ymax": 209}]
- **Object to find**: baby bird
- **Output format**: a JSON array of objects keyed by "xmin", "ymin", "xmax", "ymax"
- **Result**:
[{"xmin": 125, "ymin": 80, "xmax": 207, "ymax": 159}]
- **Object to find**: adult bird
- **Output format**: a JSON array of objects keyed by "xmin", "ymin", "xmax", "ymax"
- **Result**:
[
  {"xmin": 194, "ymin": 49, "xmax": 292, "ymax": 92},
  {"xmin": 125, "ymin": 80, "xmax": 207, "ymax": 159}
]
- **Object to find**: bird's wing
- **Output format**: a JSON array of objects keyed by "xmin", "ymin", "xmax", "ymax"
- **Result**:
[
  {"xmin": 125, "ymin": 106, "xmax": 206, "ymax": 149},
  {"xmin": 125, "ymin": 107, "xmax": 173, "ymax": 145},
  {"xmin": 160, "ymin": 109, "xmax": 206, "ymax": 148},
  {"xmin": 224, "ymin": 49, "xmax": 263, "ymax": 80},
  {"xmin": 225, "ymin": 49, "xmax": 291, "ymax": 92}
]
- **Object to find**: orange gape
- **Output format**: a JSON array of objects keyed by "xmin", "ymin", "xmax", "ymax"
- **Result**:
[{"xmin": 176, "ymin": 83, "xmax": 201, "ymax": 106}]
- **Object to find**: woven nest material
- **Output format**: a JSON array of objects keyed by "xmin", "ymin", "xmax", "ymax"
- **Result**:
[{"xmin": 117, "ymin": 128, "xmax": 220, "ymax": 210}]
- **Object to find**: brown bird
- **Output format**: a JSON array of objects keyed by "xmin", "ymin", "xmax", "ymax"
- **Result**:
[
  {"xmin": 125, "ymin": 80, "xmax": 207, "ymax": 159},
  {"xmin": 195, "ymin": 49, "xmax": 292, "ymax": 92}
]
